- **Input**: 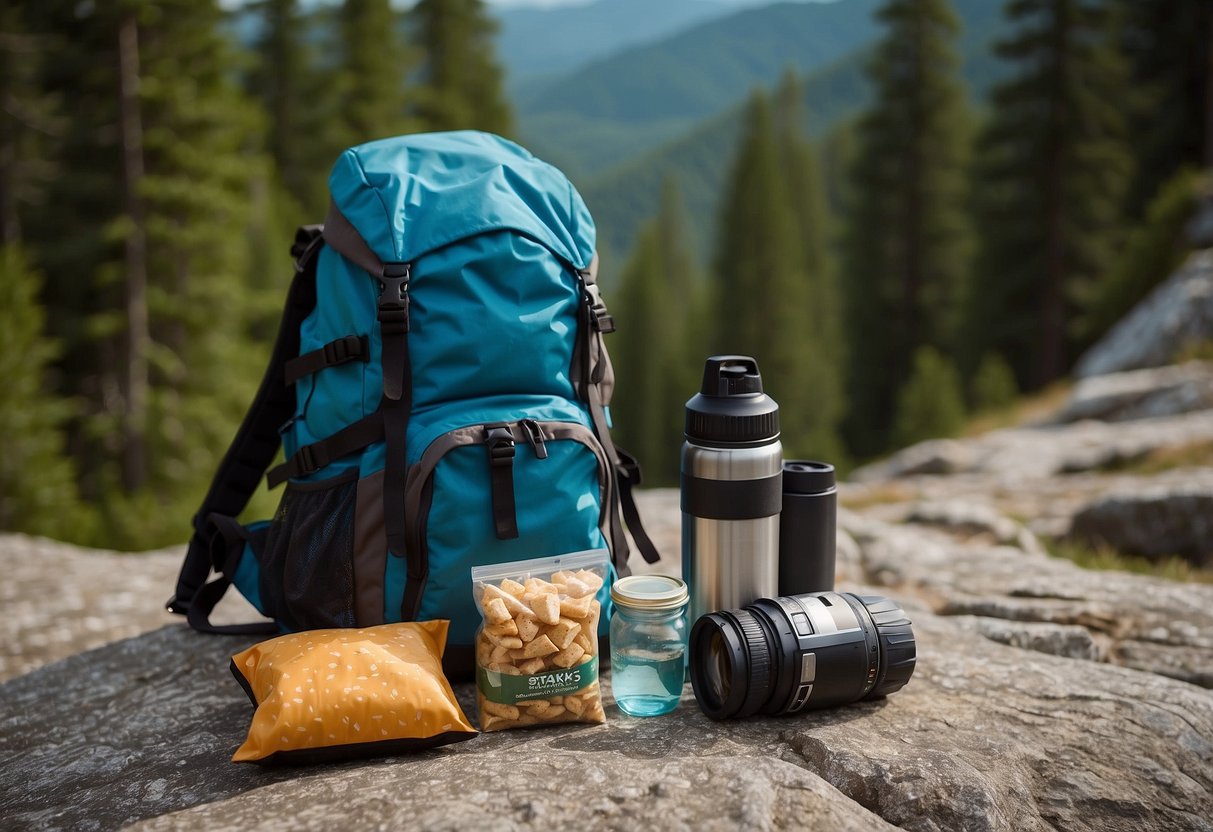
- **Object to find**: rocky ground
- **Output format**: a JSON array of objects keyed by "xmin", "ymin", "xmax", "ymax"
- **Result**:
[
  {"xmin": 3, "ymin": 255, "xmax": 1213, "ymax": 830},
  {"xmin": 0, "ymin": 536, "xmax": 259, "ymax": 683}
]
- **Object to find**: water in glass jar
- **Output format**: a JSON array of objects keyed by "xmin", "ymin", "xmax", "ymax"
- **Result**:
[{"xmin": 611, "ymin": 643, "xmax": 686, "ymax": 716}]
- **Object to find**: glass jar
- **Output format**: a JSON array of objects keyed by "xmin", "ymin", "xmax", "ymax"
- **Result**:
[{"xmin": 609, "ymin": 575, "xmax": 689, "ymax": 717}]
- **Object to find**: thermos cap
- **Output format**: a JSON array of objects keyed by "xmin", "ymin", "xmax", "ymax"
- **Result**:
[
  {"xmin": 611, "ymin": 575, "xmax": 689, "ymax": 611},
  {"xmin": 782, "ymin": 460, "xmax": 836, "ymax": 494},
  {"xmin": 685, "ymin": 356, "xmax": 780, "ymax": 446}
]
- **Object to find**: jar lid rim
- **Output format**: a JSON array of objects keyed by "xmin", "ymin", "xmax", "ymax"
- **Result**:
[{"xmin": 611, "ymin": 575, "xmax": 688, "ymax": 609}]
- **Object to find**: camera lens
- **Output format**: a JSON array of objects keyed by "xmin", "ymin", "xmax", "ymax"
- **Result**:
[
  {"xmin": 705, "ymin": 631, "xmax": 731, "ymax": 705},
  {"xmin": 688, "ymin": 592, "xmax": 916, "ymax": 720}
]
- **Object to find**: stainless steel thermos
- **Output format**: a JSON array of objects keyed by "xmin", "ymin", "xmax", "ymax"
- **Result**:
[{"xmin": 681, "ymin": 356, "xmax": 783, "ymax": 624}]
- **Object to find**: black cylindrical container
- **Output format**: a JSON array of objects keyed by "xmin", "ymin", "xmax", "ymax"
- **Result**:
[{"xmin": 778, "ymin": 460, "xmax": 836, "ymax": 595}]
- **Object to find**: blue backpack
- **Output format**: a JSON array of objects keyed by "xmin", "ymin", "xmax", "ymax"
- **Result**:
[{"xmin": 169, "ymin": 132, "xmax": 659, "ymax": 678}]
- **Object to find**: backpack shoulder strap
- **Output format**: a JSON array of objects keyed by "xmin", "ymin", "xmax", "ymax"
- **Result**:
[{"xmin": 167, "ymin": 226, "xmax": 324, "ymax": 625}]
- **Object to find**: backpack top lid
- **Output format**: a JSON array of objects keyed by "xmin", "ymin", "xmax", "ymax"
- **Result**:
[{"xmin": 328, "ymin": 130, "xmax": 596, "ymax": 270}]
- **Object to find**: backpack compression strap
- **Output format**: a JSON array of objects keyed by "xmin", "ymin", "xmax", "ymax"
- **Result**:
[
  {"xmin": 167, "ymin": 226, "xmax": 324, "ymax": 631},
  {"xmin": 320, "ymin": 201, "xmax": 414, "ymax": 563},
  {"xmin": 574, "ymin": 260, "xmax": 661, "ymax": 571},
  {"xmin": 260, "ymin": 202, "xmax": 417, "ymax": 611}
]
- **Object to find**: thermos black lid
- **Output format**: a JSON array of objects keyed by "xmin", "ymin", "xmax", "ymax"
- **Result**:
[
  {"xmin": 685, "ymin": 356, "xmax": 780, "ymax": 446},
  {"xmin": 782, "ymin": 460, "xmax": 836, "ymax": 494}
]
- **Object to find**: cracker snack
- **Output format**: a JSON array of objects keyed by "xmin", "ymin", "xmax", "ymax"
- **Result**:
[{"xmin": 471, "ymin": 550, "xmax": 609, "ymax": 731}]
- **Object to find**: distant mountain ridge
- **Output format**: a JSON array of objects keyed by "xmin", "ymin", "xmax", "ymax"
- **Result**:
[
  {"xmin": 513, "ymin": 0, "xmax": 882, "ymax": 178},
  {"xmin": 569, "ymin": 0, "xmax": 1010, "ymax": 270},
  {"xmin": 516, "ymin": 0, "xmax": 881, "ymax": 122},
  {"xmin": 496, "ymin": 0, "xmax": 735, "ymax": 87},
  {"xmin": 494, "ymin": 0, "xmax": 842, "ymax": 88}
]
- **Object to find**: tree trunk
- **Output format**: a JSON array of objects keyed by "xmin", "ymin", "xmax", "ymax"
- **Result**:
[
  {"xmin": 0, "ymin": 27, "xmax": 25, "ymax": 246},
  {"xmin": 1205, "ymin": 8, "xmax": 1213, "ymax": 169},
  {"xmin": 1038, "ymin": 1, "xmax": 1068, "ymax": 386},
  {"xmin": 117, "ymin": 13, "xmax": 149, "ymax": 493}
]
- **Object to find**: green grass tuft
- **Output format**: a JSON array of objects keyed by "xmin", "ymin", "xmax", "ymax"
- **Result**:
[{"xmin": 1045, "ymin": 537, "xmax": 1213, "ymax": 584}]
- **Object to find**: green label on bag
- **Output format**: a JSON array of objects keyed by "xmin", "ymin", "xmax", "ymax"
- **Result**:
[{"xmin": 478, "ymin": 657, "xmax": 599, "ymax": 705}]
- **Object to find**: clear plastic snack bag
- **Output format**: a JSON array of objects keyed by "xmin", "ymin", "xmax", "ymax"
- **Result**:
[{"xmin": 471, "ymin": 550, "xmax": 609, "ymax": 731}]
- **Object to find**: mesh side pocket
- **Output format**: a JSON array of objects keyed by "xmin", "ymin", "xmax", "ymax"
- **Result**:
[{"xmin": 260, "ymin": 472, "xmax": 358, "ymax": 631}]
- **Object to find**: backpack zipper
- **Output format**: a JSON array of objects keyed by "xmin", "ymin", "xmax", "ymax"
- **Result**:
[{"xmin": 521, "ymin": 419, "xmax": 549, "ymax": 459}]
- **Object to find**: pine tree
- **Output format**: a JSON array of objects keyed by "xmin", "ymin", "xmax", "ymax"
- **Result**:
[
  {"xmin": 20, "ymin": 0, "xmax": 271, "ymax": 547},
  {"xmin": 0, "ymin": 7, "xmax": 62, "ymax": 247},
  {"xmin": 970, "ymin": 352, "xmax": 1019, "ymax": 414},
  {"xmin": 772, "ymin": 70, "xmax": 845, "ymax": 463},
  {"xmin": 247, "ymin": 0, "xmax": 335, "ymax": 216},
  {"xmin": 134, "ymin": 0, "xmax": 272, "ymax": 503},
  {"xmin": 337, "ymin": 0, "xmax": 418, "ymax": 147},
  {"xmin": 411, "ymin": 0, "xmax": 513, "ymax": 135},
  {"xmin": 19, "ymin": 0, "xmax": 120, "ymax": 501},
  {"xmin": 1078, "ymin": 168, "xmax": 1203, "ymax": 343},
  {"xmin": 711, "ymin": 91, "xmax": 822, "ymax": 459},
  {"xmin": 611, "ymin": 226, "xmax": 669, "ymax": 486},
  {"xmin": 0, "ymin": 246, "xmax": 91, "ymax": 538},
  {"xmin": 1116, "ymin": 0, "xmax": 1212, "ymax": 217},
  {"xmin": 893, "ymin": 346, "xmax": 967, "ymax": 448},
  {"xmin": 611, "ymin": 179, "xmax": 702, "ymax": 486},
  {"xmin": 967, "ymin": 0, "xmax": 1134, "ymax": 389},
  {"xmin": 840, "ymin": 0, "xmax": 971, "ymax": 459}
]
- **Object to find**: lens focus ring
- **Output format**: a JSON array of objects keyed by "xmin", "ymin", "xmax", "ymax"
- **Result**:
[
  {"xmin": 856, "ymin": 595, "xmax": 917, "ymax": 700},
  {"xmin": 733, "ymin": 610, "xmax": 772, "ymax": 718}
]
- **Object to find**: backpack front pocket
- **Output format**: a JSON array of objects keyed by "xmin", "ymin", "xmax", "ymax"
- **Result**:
[
  {"xmin": 259, "ymin": 470, "xmax": 358, "ymax": 631},
  {"xmin": 402, "ymin": 420, "xmax": 611, "ymax": 649}
]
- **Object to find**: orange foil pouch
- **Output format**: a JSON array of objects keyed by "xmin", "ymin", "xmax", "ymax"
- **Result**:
[{"xmin": 230, "ymin": 620, "xmax": 476, "ymax": 764}]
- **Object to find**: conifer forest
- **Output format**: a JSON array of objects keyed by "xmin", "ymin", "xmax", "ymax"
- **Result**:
[{"xmin": 1, "ymin": 0, "xmax": 1210, "ymax": 550}]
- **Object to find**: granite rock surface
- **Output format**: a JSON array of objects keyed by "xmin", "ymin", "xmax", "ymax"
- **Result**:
[
  {"xmin": 1075, "ymin": 248, "xmax": 1213, "ymax": 378},
  {"xmin": 5, "ymin": 342, "xmax": 1213, "ymax": 828},
  {"xmin": 1050, "ymin": 362, "xmax": 1213, "ymax": 423},
  {"xmin": 1068, "ymin": 484, "xmax": 1213, "ymax": 567},
  {"xmin": 3, "ymin": 598, "xmax": 1211, "ymax": 832},
  {"xmin": 3, "ymin": 488, "xmax": 1213, "ymax": 830}
]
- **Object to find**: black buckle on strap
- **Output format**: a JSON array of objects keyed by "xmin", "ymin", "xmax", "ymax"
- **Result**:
[
  {"xmin": 486, "ymin": 426, "xmax": 516, "ymax": 466},
  {"xmin": 291, "ymin": 224, "xmax": 325, "ymax": 270},
  {"xmin": 591, "ymin": 304, "xmax": 615, "ymax": 333},
  {"xmin": 379, "ymin": 263, "xmax": 411, "ymax": 311},
  {"xmin": 585, "ymin": 285, "xmax": 616, "ymax": 333},
  {"xmin": 324, "ymin": 334, "xmax": 365, "ymax": 365},
  {"xmin": 616, "ymin": 448, "xmax": 643, "ymax": 487},
  {"xmin": 296, "ymin": 443, "xmax": 322, "ymax": 476}
]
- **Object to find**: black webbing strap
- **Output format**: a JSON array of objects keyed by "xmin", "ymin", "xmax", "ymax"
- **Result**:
[
  {"xmin": 186, "ymin": 514, "xmax": 278, "ymax": 636},
  {"xmin": 265, "ymin": 413, "xmax": 385, "ymax": 488},
  {"xmin": 379, "ymin": 265, "xmax": 412, "ymax": 559},
  {"xmin": 168, "ymin": 226, "xmax": 323, "ymax": 619},
  {"xmin": 587, "ymin": 382, "xmax": 632, "ymax": 574},
  {"xmin": 400, "ymin": 479, "xmax": 432, "ymax": 623},
  {"xmin": 320, "ymin": 201, "xmax": 413, "ymax": 563},
  {"xmin": 614, "ymin": 447, "xmax": 661, "ymax": 564},
  {"xmin": 486, "ymin": 426, "xmax": 520, "ymax": 540},
  {"xmin": 283, "ymin": 334, "xmax": 369, "ymax": 386}
]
